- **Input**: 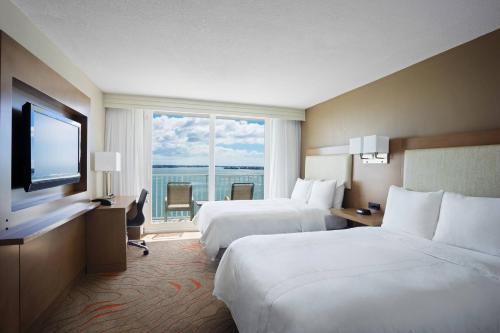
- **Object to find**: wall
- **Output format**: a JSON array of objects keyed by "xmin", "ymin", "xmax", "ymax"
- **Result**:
[
  {"xmin": 0, "ymin": 0, "xmax": 105, "ymax": 199},
  {"xmin": 302, "ymin": 29, "xmax": 500, "ymax": 208}
]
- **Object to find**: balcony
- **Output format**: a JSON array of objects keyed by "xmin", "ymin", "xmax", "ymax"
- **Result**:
[{"xmin": 152, "ymin": 173, "xmax": 264, "ymax": 220}]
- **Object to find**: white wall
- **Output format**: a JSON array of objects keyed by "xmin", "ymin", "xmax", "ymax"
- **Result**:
[{"xmin": 0, "ymin": 0, "xmax": 105, "ymax": 197}]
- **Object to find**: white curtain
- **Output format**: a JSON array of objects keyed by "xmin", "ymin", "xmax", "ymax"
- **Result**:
[
  {"xmin": 105, "ymin": 108, "xmax": 152, "ymax": 198},
  {"xmin": 268, "ymin": 119, "xmax": 301, "ymax": 198}
]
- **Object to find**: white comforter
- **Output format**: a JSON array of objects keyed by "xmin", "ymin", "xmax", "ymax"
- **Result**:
[
  {"xmin": 214, "ymin": 227, "xmax": 500, "ymax": 333},
  {"xmin": 195, "ymin": 199, "xmax": 327, "ymax": 260}
]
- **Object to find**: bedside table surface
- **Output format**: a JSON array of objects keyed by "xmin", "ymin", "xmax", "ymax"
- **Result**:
[{"xmin": 331, "ymin": 208, "xmax": 384, "ymax": 227}]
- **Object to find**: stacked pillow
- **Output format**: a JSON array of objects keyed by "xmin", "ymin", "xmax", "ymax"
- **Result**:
[
  {"xmin": 382, "ymin": 186, "xmax": 444, "ymax": 239},
  {"xmin": 290, "ymin": 178, "xmax": 314, "ymax": 202},
  {"xmin": 308, "ymin": 179, "xmax": 337, "ymax": 210},
  {"xmin": 433, "ymin": 192, "xmax": 500, "ymax": 257},
  {"xmin": 382, "ymin": 186, "xmax": 500, "ymax": 257},
  {"xmin": 290, "ymin": 178, "xmax": 345, "ymax": 210}
]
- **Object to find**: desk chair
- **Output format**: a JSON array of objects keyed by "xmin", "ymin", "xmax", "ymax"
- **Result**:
[
  {"xmin": 127, "ymin": 189, "xmax": 149, "ymax": 255},
  {"xmin": 165, "ymin": 182, "xmax": 194, "ymax": 220},
  {"xmin": 225, "ymin": 183, "xmax": 254, "ymax": 200}
]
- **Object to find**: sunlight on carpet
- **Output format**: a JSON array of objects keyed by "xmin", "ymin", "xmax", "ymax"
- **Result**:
[{"xmin": 143, "ymin": 232, "xmax": 202, "ymax": 243}]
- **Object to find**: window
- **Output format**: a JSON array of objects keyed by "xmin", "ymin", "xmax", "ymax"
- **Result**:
[
  {"xmin": 215, "ymin": 118, "xmax": 265, "ymax": 200},
  {"xmin": 151, "ymin": 113, "xmax": 209, "ymax": 220},
  {"xmin": 151, "ymin": 113, "xmax": 266, "ymax": 225}
]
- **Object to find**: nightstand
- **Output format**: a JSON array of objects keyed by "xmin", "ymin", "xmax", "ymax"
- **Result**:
[{"xmin": 331, "ymin": 208, "xmax": 384, "ymax": 227}]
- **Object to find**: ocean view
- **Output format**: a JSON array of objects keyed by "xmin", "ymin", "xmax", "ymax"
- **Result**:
[{"xmin": 152, "ymin": 165, "xmax": 264, "ymax": 219}]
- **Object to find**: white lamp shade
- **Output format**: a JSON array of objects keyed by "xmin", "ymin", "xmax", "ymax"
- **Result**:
[
  {"xmin": 94, "ymin": 152, "xmax": 121, "ymax": 172},
  {"xmin": 362, "ymin": 135, "xmax": 389, "ymax": 154},
  {"xmin": 349, "ymin": 137, "xmax": 363, "ymax": 154}
]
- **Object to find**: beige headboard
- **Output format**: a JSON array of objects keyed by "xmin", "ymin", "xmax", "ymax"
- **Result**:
[
  {"xmin": 305, "ymin": 154, "xmax": 353, "ymax": 189},
  {"xmin": 404, "ymin": 144, "xmax": 500, "ymax": 197}
]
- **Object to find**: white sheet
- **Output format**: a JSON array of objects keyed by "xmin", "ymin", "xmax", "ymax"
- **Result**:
[
  {"xmin": 195, "ymin": 199, "xmax": 327, "ymax": 260},
  {"xmin": 214, "ymin": 227, "xmax": 500, "ymax": 333}
]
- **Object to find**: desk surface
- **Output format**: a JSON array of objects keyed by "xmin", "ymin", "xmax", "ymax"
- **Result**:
[
  {"xmin": 97, "ymin": 196, "xmax": 137, "ymax": 210},
  {"xmin": 331, "ymin": 208, "xmax": 384, "ymax": 227},
  {"xmin": 0, "ymin": 202, "xmax": 99, "ymax": 245}
]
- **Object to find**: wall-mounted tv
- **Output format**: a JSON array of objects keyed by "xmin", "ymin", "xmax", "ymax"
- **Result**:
[{"xmin": 22, "ymin": 102, "xmax": 81, "ymax": 192}]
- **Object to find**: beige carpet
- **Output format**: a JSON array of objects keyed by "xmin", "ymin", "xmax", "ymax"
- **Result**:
[{"xmin": 40, "ymin": 235, "xmax": 238, "ymax": 332}]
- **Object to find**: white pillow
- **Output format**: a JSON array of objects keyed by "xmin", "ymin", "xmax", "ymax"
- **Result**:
[
  {"xmin": 333, "ymin": 182, "xmax": 345, "ymax": 209},
  {"xmin": 433, "ymin": 192, "xmax": 500, "ymax": 256},
  {"xmin": 307, "ymin": 180, "xmax": 337, "ymax": 210},
  {"xmin": 382, "ymin": 186, "xmax": 444, "ymax": 239},
  {"xmin": 290, "ymin": 178, "xmax": 313, "ymax": 203}
]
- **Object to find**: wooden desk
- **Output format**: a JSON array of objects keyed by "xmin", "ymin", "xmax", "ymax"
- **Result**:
[
  {"xmin": 332, "ymin": 208, "xmax": 384, "ymax": 227},
  {"xmin": 85, "ymin": 196, "xmax": 136, "ymax": 273}
]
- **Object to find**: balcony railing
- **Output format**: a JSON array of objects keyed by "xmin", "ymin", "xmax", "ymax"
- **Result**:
[{"xmin": 152, "ymin": 173, "xmax": 264, "ymax": 220}]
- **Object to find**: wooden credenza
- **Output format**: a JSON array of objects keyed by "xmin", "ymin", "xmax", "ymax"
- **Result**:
[
  {"xmin": 0, "ymin": 196, "xmax": 137, "ymax": 332},
  {"xmin": 0, "ymin": 203, "xmax": 97, "ymax": 333}
]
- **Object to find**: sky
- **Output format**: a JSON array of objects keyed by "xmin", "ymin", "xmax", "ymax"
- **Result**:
[{"xmin": 152, "ymin": 113, "xmax": 265, "ymax": 166}]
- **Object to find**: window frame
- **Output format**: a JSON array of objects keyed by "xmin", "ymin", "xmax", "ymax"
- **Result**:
[{"xmin": 151, "ymin": 110, "xmax": 268, "ymax": 205}]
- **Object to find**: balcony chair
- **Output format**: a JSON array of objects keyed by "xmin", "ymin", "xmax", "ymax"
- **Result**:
[
  {"xmin": 225, "ymin": 182, "xmax": 255, "ymax": 200},
  {"xmin": 165, "ymin": 182, "xmax": 194, "ymax": 220},
  {"xmin": 127, "ymin": 189, "xmax": 149, "ymax": 255}
]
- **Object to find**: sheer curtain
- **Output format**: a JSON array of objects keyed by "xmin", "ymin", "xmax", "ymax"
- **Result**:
[
  {"xmin": 104, "ymin": 108, "xmax": 152, "ymax": 199},
  {"xmin": 268, "ymin": 119, "xmax": 301, "ymax": 199}
]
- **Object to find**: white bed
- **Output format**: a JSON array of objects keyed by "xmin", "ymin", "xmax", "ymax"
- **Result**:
[
  {"xmin": 214, "ymin": 227, "xmax": 500, "ymax": 333},
  {"xmin": 196, "ymin": 199, "xmax": 328, "ymax": 260},
  {"xmin": 195, "ymin": 153, "xmax": 353, "ymax": 260},
  {"xmin": 213, "ymin": 143, "xmax": 500, "ymax": 333}
]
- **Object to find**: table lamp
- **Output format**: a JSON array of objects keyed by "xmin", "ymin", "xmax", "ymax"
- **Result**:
[{"xmin": 94, "ymin": 152, "xmax": 121, "ymax": 198}]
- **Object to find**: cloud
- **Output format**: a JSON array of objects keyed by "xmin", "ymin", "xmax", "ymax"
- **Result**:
[
  {"xmin": 216, "ymin": 119, "xmax": 265, "ymax": 145},
  {"xmin": 152, "ymin": 114, "xmax": 264, "ymax": 166}
]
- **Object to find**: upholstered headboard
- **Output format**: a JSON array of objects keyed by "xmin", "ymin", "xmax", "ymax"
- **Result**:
[
  {"xmin": 305, "ymin": 154, "xmax": 353, "ymax": 189},
  {"xmin": 404, "ymin": 144, "xmax": 500, "ymax": 197}
]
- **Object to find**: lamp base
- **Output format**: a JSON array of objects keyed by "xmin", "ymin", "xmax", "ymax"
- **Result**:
[{"xmin": 104, "ymin": 172, "xmax": 115, "ymax": 197}]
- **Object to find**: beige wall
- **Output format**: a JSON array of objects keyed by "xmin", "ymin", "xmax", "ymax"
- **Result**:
[
  {"xmin": 302, "ymin": 29, "xmax": 500, "ymax": 207},
  {"xmin": 0, "ymin": 0, "xmax": 105, "ymax": 198}
]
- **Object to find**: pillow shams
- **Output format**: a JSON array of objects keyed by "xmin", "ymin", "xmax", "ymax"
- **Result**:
[
  {"xmin": 290, "ymin": 178, "xmax": 313, "ymax": 203},
  {"xmin": 307, "ymin": 180, "xmax": 337, "ymax": 210},
  {"xmin": 382, "ymin": 186, "xmax": 444, "ymax": 239},
  {"xmin": 433, "ymin": 192, "xmax": 500, "ymax": 256},
  {"xmin": 333, "ymin": 183, "xmax": 345, "ymax": 209}
]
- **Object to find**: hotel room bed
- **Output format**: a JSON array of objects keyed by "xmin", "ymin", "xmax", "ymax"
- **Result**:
[
  {"xmin": 214, "ymin": 227, "xmax": 500, "ymax": 333},
  {"xmin": 214, "ymin": 143, "xmax": 500, "ymax": 333},
  {"xmin": 195, "ymin": 154, "xmax": 353, "ymax": 259},
  {"xmin": 195, "ymin": 198, "xmax": 329, "ymax": 260}
]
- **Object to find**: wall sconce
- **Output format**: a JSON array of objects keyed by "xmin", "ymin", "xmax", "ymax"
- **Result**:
[{"xmin": 349, "ymin": 135, "xmax": 389, "ymax": 164}]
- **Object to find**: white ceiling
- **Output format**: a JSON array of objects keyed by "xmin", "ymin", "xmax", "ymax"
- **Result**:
[{"xmin": 11, "ymin": 0, "xmax": 500, "ymax": 109}]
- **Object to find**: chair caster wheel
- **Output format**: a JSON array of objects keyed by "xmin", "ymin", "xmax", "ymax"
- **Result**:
[
  {"xmin": 141, "ymin": 240, "xmax": 146, "ymax": 245},
  {"xmin": 143, "ymin": 250, "xmax": 149, "ymax": 255}
]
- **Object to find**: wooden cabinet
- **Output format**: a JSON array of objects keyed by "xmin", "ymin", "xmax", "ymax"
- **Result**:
[{"xmin": 86, "ymin": 196, "xmax": 136, "ymax": 273}]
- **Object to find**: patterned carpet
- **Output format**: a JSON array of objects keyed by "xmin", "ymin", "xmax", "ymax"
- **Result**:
[{"xmin": 40, "ymin": 236, "xmax": 238, "ymax": 333}]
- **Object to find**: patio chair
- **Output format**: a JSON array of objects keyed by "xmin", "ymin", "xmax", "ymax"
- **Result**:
[
  {"xmin": 165, "ymin": 182, "xmax": 194, "ymax": 220},
  {"xmin": 225, "ymin": 183, "xmax": 254, "ymax": 200}
]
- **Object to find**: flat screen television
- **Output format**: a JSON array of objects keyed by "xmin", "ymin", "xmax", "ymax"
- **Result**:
[{"xmin": 22, "ymin": 102, "xmax": 81, "ymax": 192}]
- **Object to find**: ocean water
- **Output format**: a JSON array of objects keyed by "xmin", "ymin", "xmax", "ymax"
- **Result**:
[{"xmin": 152, "ymin": 166, "xmax": 264, "ymax": 219}]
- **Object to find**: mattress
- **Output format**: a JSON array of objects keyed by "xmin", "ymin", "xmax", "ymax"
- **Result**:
[
  {"xmin": 195, "ymin": 199, "xmax": 328, "ymax": 260},
  {"xmin": 214, "ymin": 227, "xmax": 500, "ymax": 333}
]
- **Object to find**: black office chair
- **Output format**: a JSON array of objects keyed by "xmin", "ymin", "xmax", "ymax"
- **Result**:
[{"xmin": 127, "ymin": 189, "xmax": 149, "ymax": 255}]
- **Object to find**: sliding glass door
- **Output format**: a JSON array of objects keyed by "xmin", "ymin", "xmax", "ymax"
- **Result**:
[
  {"xmin": 151, "ymin": 113, "xmax": 209, "ymax": 228},
  {"xmin": 215, "ymin": 118, "xmax": 265, "ymax": 200},
  {"xmin": 149, "ymin": 112, "xmax": 266, "ymax": 232}
]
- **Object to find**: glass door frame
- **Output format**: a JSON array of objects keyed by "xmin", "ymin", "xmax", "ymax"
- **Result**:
[{"xmin": 145, "ymin": 110, "xmax": 268, "ymax": 233}]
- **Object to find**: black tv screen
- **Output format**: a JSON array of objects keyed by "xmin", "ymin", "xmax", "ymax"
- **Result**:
[{"xmin": 22, "ymin": 102, "xmax": 81, "ymax": 192}]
